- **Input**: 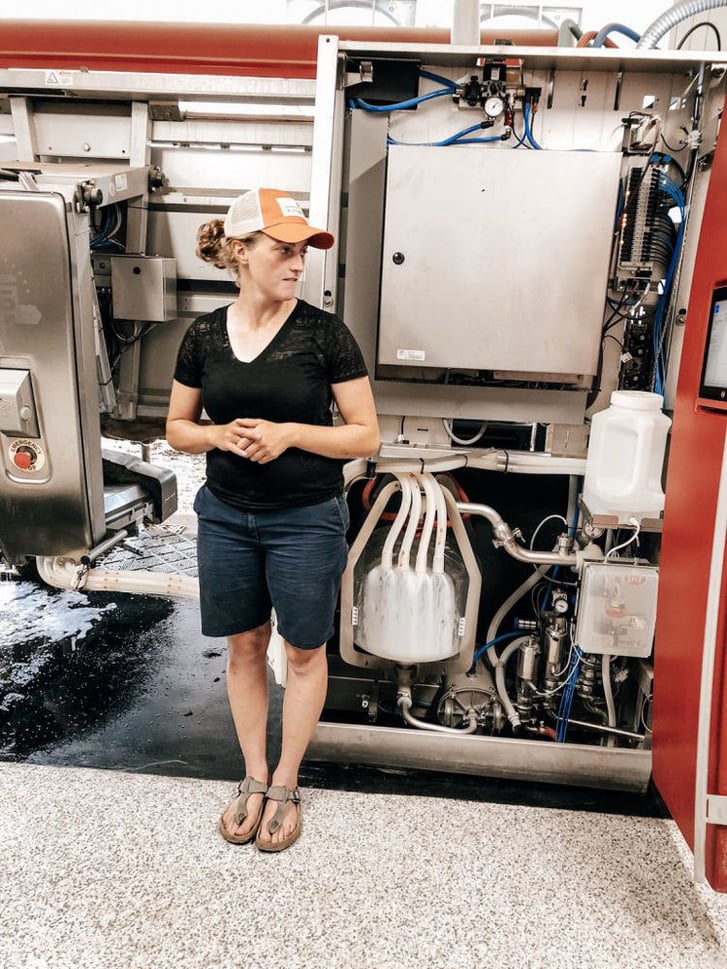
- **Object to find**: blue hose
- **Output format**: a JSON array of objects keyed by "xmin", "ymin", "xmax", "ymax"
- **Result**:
[
  {"xmin": 523, "ymin": 102, "xmax": 543, "ymax": 150},
  {"xmin": 593, "ymin": 23, "xmax": 641, "ymax": 47},
  {"xmin": 472, "ymin": 630, "xmax": 524, "ymax": 663},
  {"xmin": 353, "ymin": 88, "xmax": 452, "ymax": 113},
  {"xmin": 555, "ymin": 646, "xmax": 584, "ymax": 742},
  {"xmin": 418, "ymin": 68, "xmax": 458, "ymax": 91}
]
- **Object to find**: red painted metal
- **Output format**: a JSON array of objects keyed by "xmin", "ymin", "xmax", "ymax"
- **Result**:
[
  {"xmin": 0, "ymin": 21, "xmax": 559, "ymax": 79},
  {"xmin": 653, "ymin": 96, "xmax": 727, "ymax": 891}
]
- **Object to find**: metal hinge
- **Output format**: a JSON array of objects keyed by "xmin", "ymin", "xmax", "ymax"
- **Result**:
[{"xmin": 351, "ymin": 606, "xmax": 359, "ymax": 627}]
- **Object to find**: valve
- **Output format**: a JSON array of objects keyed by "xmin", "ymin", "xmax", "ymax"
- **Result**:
[
  {"xmin": 459, "ymin": 75, "xmax": 483, "ymax": 107},
  {"xmin": 74, "ymin": 180, "xmax": 103, "ymax": 213},
  {"xmin": 148, "ymin": 165, "xmax": 167, "ymax": 193}
]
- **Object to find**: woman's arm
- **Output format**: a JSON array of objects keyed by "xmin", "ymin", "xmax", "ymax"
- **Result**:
[
  {"xmin": 234, "ymin": 376, "xmax": 380, "ymax": 464},
  {"xmin": 165, "ymin": 380, "xmax": 254, "ymax": 455}
]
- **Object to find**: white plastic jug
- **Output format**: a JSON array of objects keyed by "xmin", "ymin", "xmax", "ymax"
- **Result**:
[{"xmin": 582, "ymin": 390, "xmax": 672, "ymax": 524}]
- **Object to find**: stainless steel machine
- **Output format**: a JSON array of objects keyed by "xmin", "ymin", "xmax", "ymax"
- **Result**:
[
  {"xmin": 2, "ymin": 14, "xmax": 727, "ymax": 831},
  {"xmin": 0, "ymin": 164, "xmax": 177, "ymax": 565}
]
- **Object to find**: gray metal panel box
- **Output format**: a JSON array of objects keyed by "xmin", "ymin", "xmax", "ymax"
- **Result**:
[
  {"xmin": 0, "ymin": 368, "xmax": 38, "ymax": 437},
  {"xmin": 0, "ymin": 190, "xmax": 105, "ymax": 562},
  {"xmin": 378, "ymin": 146, "xmax": 621, "ymax": 378},
  {"xmin": 111, "ymin": 255, "xmax": 177, "ymax": 322}
]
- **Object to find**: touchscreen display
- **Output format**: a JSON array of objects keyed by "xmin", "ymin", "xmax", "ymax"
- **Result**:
[{"xmin": 700, "ymin": 286, "xmax": 727, "ymax": 400}]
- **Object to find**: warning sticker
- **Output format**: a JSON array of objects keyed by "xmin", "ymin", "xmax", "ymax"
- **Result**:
[
  {"xmin": 45, "ymin": 70, "xmax": 75, "ymax": 86},
  {"xmin": 397, "ymin": 348, "xmax": 426, "ymax": 362}
]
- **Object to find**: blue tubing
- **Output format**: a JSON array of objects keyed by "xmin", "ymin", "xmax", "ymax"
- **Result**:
[{"xmin": 593, "ymin": 23, "xmax": 641, "ymax": 47}]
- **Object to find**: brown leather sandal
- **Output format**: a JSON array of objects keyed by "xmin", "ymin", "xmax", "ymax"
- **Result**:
[
  {"xmin": 255, "ymin": 785, "xmax": 302, "ymax": 853},
  {"xmin": 218, "ymin": 776, "xmax": 268, "ymax": 845}
]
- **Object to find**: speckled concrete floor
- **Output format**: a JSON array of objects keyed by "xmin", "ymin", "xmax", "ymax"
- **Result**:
[{"xmin": 1, "ymin": 763, "xmax": 726, "ymax": 969}]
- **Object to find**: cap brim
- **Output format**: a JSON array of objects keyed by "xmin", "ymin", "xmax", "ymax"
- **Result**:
[{"xmin": 263, "ymin": 223, "xmax": 335, "ymax": 250}]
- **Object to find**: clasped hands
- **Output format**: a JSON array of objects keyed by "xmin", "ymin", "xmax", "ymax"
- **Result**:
[{"xmin": 216, "ymin": 417, "xmax": 291, "ymax": 464}]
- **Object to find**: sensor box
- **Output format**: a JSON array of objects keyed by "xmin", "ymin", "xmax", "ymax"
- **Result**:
[{"xmin": 574, "ymin": 562, "xmax": 659, "ymax": 658}]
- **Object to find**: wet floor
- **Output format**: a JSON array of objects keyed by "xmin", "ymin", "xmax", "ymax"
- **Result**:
[{"xmin": 0, "ymin": 575, "xmax": 669, "ymax": 819}]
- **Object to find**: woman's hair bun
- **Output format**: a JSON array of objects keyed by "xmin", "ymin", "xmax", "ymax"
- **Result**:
[{"xmin": 196, "ymin": 219, "xmax": 230, "ymax": 269}]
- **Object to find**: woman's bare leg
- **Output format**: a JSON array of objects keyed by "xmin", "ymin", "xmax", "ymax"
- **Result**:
[
  {"xmin": 220, "ymin": 621, "xmax": 271, "ymax": 839},
  {"xmin": 257, "ymin": 641, "xmax": 328, "ymax": 846}
]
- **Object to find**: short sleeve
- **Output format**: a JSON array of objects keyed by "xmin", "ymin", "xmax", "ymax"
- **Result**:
[
  {"xmin": 326, "ymin": 317, "xmax": 369, "ymax": 384},
  {"xmin": 173, "ymin": 320, "xmax": 204, "ymax": 388}
]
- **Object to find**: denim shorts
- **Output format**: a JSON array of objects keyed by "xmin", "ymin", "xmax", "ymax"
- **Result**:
[{"xmin": 193, "ymin": 485, "xmax": 349, "ymax": 648}]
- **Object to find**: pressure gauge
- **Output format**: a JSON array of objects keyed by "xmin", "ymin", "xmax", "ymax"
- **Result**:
[
  {"xmin": 484, "ymin": 96, "xmax": 505, "ymax": 119},
  {"xmin": 552, "ymin": 594, "xmax": 569, "ymax": 614}
]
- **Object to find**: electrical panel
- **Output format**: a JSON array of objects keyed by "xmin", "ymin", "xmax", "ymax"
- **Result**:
[
  {"xmin": 110, "ymin": 256, "xmax": 177, "ymax": 322},
  {"xmin": 378, "ymin": 145, "xmax": 621, "ymax": 380}
]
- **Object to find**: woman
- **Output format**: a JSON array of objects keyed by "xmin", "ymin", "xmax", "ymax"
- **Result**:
[{"xmin": 166, "ymin": 188, "xmax": 380, "ymax": 852}]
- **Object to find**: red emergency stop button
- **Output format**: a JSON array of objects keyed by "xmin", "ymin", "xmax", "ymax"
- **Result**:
[
  {"xmin": 8, "ymin": 439, "xmax": 44, "ymax": 473},
  {"xmin": 13, "ymin": 446, "xmax": 35, "ymax": 470}
]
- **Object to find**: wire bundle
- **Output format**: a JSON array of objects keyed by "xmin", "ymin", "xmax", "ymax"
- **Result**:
[
  {"xmin": 520, "ymin": 101, "xmax": 542, "ymax": 150},
  {"xmin": 555, "ymin": 645, "xmax": 584, "ymax": 742},
  {"xmin": 90, "ymin": 204, "xmax": 124, "ymax": 251},
  {"xmin": 651, "ymin": 172, "xmax": 686, "ymax": 394}
]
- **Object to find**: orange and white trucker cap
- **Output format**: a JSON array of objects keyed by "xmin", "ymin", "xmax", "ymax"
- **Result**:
[{"xmin": 223, "ymin": 188, "xmax": 334, "ymax": 249}]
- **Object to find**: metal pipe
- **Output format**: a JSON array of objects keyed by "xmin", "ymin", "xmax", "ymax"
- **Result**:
[
  {"xmin": 565, "ymin": 718, "xmax": 645, "ymax": 741},
  {"xmin": 456, "ymin": 501, "xmax": 580, "ymax": 566},
  {"xmin": 397, "ymin": 691, "xmax": 478, "ymax": 735},
  {"xmin": 637, "ymin": 0, "xmax": 727, "ymax": 49},
  {"xmin": 84, "ymin": 529, "xmax": 129, "ymax": 563}
]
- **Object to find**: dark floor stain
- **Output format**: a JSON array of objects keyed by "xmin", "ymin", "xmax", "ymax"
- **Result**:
[{"xmin": 1, "ymin": 580, "xmax": 668, "ymax": 819}]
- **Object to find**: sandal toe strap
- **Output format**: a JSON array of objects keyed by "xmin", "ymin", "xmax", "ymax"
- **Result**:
[
  {"xmin": 231, "ymin": 776, "xmax": 268, "ymax": 825},
  {"xmin": 264, "ymin": 785, "xmax": 301, "ymax": 835}
]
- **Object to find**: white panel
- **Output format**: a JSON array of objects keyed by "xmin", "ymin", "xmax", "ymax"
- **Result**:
[
  {"xmin": 378, "ymin": 145, "xmax": 621, "ymax": 375},
  {"xmin": 0, "ymin": 140, "xmax": 18, "ymax": 161},
  {"xmin": 151, "ymin": 145, "xmax": 312, "ymax": 193},
  {"xmin": 152, "ymin": 119, "xmax": 313, "ymax": 148},
  {"xmin": 33, "ymin": 109, "xmax": 131, "ymax": 160}
]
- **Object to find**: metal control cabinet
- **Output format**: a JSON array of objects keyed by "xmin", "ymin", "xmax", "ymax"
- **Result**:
[
  {"xmin": 110, "ymin": 256, "xmax": 177, "ymax": 322},
  {"xmin": 378, "ymin": 145, "xmax": 621, "ymax": 379}
]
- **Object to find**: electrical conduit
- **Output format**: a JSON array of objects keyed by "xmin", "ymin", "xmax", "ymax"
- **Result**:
[{"xmin": 637, "ymin": 0, "xmax": 727, "ymax": 48}]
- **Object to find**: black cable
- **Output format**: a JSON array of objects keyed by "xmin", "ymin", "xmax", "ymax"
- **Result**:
[
  {"xmin": 589, "ymin": 290, "xmax": 639, "ymax": 408},
  {"xmin": 676, "ymin": 21, "xmax": 722, "ymax": 50},
  {"xmin": 604, "ymin": 305, "xmax": 657, "ymax": 332},
  {"xmin": 660, "ymin": 132, "xmax": 687, "ymax": 154}
]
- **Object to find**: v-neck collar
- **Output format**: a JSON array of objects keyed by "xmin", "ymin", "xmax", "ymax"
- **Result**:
[{"xmin": 223, "ymin": 299, "xmax": 299, "ymax": 365}]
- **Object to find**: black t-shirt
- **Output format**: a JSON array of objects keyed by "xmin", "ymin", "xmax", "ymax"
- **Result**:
[{"xmin": 173, "ymin": 298, "xmax": 369, "ymax": 510}]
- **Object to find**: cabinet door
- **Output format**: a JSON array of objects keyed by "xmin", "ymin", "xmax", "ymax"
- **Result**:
[{"xmin": 653, "ymin": 405, "xmax": 727, "ymax": 891}]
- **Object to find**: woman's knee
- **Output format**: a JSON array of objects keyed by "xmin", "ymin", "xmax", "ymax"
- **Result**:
[
  {"xmin": 227, "ymin": 623, "xmax": 270, "ymax": 671},
  {"xmin": 284, "ymin": 641, "xmax": 326, "ymax": 675}
]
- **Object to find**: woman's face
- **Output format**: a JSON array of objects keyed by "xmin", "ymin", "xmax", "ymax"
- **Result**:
[{"xmin": 234, "ymin": 232, "xmax": 308, "ymax": 301}]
